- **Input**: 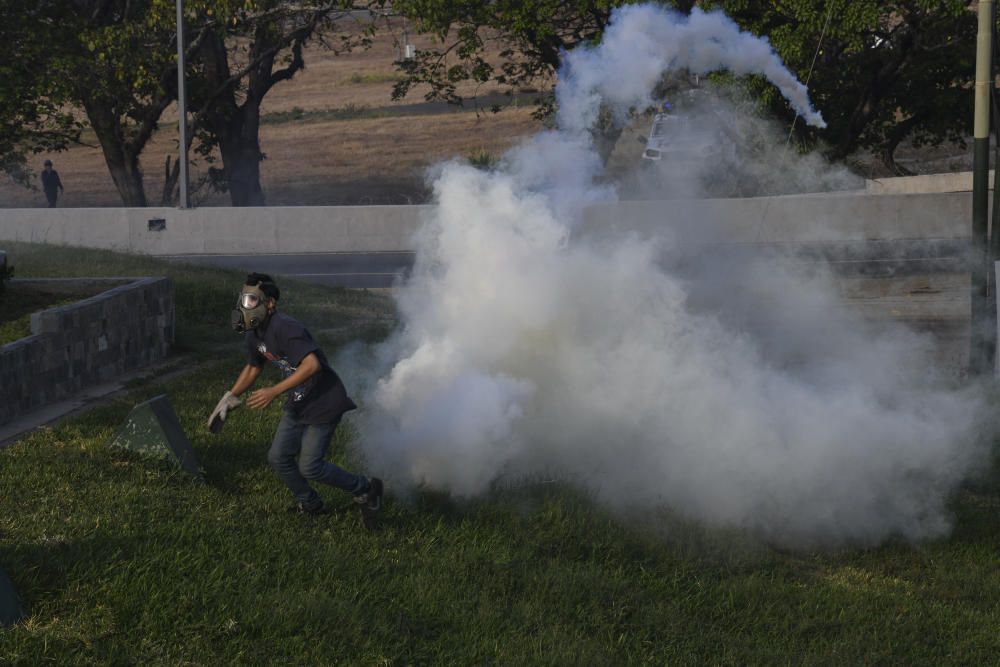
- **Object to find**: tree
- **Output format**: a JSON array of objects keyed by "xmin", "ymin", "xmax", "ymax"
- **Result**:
[
  {"xmin": 0, "ymin": 2, "xmax": 82, "ymax": 188},
  {"xmin": 707, "ymin": 0, "xmax": 976, "ymax": 174},
  {"xmin": 187, "ymin": 1, "xmax": 375, "ymax": 206},
  {"xmin": 73, "ymin": 0, "xmax": 376, "ymax": 207},
  {"xmin": 390, "ymin": 1, "xmax": 703, "ymax": 103},
  {"xmin": 73, "ymin": 1, "xmax": 197, "ymax": 206},
  {"xmin": 0, "ymin": 1, "xmax": 204, "ymax": 206},
  {"xmin": 391, "ymin": 0, "xmax": 976, "ymax": 173},
  {"xmin": 392, "ymin": 0, "xmax": 613, "ymax": 105},
  {"xmin": 1, "ymin": 1, "xmax": 374, "ymax": 208},
  {"xmin": 390, "ymin": 1, "xmax": 700, "ymax": 163}
]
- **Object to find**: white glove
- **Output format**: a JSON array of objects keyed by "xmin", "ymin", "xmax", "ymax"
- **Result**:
[{"xmin": 208, "ymin": 391, "xmax": 242, "ymax": 432}]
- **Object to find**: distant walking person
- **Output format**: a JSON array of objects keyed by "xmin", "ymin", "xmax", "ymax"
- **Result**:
[{"xmin": 40, "ymin": 160, "xmax": 64, "ymax": 208}]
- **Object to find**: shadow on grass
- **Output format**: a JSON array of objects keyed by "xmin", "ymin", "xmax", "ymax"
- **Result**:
[{"xmin": 1, "ymin": 533, "xmax": 139, "ymax": 618}]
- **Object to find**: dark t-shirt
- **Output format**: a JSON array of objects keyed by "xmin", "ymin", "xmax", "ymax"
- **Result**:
[{"xmin": 245, "ymin": 312, "xmax": 357, "ymax": 424}]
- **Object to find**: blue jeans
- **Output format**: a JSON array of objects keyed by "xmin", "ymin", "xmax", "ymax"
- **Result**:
[{"xmin": 266, "ymin": 411, "xmax": 366, "ymax": 508}]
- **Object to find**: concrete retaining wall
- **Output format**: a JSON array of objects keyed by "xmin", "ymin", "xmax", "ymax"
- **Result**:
[
  {"xmin": 581, "ymin": 191, "xmax": 974, "ymax": 246},
  {"xmin": 865, "ymin": 171, "xmax": 993, "ymax": 195},
  {"xmin": 0, "ymin": 277, "xmax": 174, "ymax": 426},
  {"xmin": 0, "ymin": 206, "xmax": 431, "ymax": 255},
  {"xmin": 0, "ymin": 190, "xmax": 979, "ymax": 256}
]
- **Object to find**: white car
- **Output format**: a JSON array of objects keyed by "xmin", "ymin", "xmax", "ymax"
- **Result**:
[{"xmin": 641, "ymin": 112, "xmax": 737, "ymax": 164}]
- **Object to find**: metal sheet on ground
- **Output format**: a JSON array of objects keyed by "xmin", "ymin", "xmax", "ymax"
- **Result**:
[
  {"xmin": 0, "ymin": 567, "xmax": 24, "ymax": 626},
  {"xmin": 107, "ymin": 394, "xmax": 202, "ymax": 477}
]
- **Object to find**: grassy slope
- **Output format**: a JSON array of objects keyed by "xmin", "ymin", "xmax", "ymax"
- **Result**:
[
  {"xmin": 2, "ymin": 244, "xmax": 1000, "ymax": 665},
  {"xmin": 1, "ymin": 278, "xmax": 134, "ymax": 344},
  {"xmin": 0, "ymin": 242, "xmax": 394, "ymax": 352}
]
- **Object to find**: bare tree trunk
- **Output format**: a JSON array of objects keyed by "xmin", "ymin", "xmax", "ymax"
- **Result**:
[
  {"xmin": 215, "ymin": 100, "xmax": 266, "ymax": 206},
  {"xmin": 196, "ymin": 30, "xmax": 268, "ymax": 206},
  {"xmin": 190, "ymin": 7, "xmax": 349, "ymax": 207},
  {"xmin": 161, "ymin": 155, "xmax": 180, "ymax": 206},
  {"xmin": 879, "ymin": 148, "xmax": 914, "ymax": 176},
  {"xmin": 594, "ymin": 124, "xmax": 624, "ymax": 166},
  {"xmin": 220, "ymin": 130, "xmax": 266, "ymax": 206},
  {"xmin": 83, "ymin": 99, "xmax": 148, "ymax": 207},
  {"xmin": 879, "ymin": 114, "xmax": 922, "ymax": 177}
]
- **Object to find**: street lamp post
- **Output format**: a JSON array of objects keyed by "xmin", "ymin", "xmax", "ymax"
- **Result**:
[
  {"xmin": 971, "ymin": 0, "xmax": 996, "ymax": 375},
  {"xmin": 176, "ymin": 0, "xmax": 190, "ymax": 209}
]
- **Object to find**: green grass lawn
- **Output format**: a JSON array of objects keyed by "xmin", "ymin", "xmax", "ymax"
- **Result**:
[
  {"xmin": 0, "ymin": 281, "xmax": 120, "ymax": 345},
  {"xmin": 0, "ymin": 242, "xmax": 395, "ymax": 352},
  {"xmin": 2, "ymin": 243, "xmax": 1000, "ymax": 665}
]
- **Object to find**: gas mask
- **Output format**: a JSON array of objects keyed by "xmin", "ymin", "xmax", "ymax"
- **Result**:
[{"xmin": 232, "ymin": 284, "xmax": 271, "ymax": 333}]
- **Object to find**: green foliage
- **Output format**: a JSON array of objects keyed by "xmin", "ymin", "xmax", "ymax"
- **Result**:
[
  {"xmin": 466, "ymin": 148, "xmax": 498, "ymax": 169},
  {"xmin": 392, "ymin": 0, "xmax": 976, "ymax": 168},
  {"xmin": 0, "ymin": 2, "xmax": 84, "ymax": 186},
  {"xmin": 0, "ymin": 316, "xmax": 32, "ymax": 347},
  {"xmin": 706, "ymin": 0, "xmax": 976, "ymax": 168},
  {"xmin": 260, "ymin": 103, "xmax": 378, "ymax": 125},
  {"xmin": 391, "ymin": 0, "xmax": 633, "ymax": 113},
  {"xmin": 347, "ymin": 70, "xmax": 406, "ymax": 84},
  {"xmin": 0, "ymin": 1, "xmax": 199, "ymax": 205},
  {"xmin": 388, "ymin": 1, "xmax": 702, "ymax": 111},
  {"xmin": 0, "ymin": 2, "xmax": 380, "ymax": 206}
]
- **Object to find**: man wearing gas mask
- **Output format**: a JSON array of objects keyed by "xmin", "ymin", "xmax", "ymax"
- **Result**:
[{"xmin": 209, "ymin": 272, "xmax": 382, "ymax": 526}]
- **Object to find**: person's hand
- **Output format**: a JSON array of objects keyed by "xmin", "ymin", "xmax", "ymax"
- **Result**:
[
  {"xmin": 247, "ymin": 387, "xmax": 280, "ymax": 410},
  {"xmin": 207, "ymin": 391, "xmax": 242, "ymax": 432}
]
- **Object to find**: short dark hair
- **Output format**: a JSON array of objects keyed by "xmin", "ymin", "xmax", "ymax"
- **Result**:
[{"xmin": 245, "ymin": 272, "xmax": 280, "ymax": 301}]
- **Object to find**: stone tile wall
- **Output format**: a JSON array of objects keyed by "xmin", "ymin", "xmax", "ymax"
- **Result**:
[{"xmin": 0, "ymin": 277, "xmax": 174, "ymax": 426}]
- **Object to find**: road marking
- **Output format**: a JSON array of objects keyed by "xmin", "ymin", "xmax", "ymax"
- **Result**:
[
  {"xmin": 293, "ymin": 272, "xmax": 403, "ymax": 277},
  {"xmin": 160, "ymin": 252, "xmax": 414, "ymax": 259}
]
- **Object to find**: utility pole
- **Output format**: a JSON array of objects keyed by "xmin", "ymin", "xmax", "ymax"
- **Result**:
[
  {"xmin": 176, "ymin": 0, "xmax": 190, "ymax": 209},
  {"xmin": 970, "ymin": 0, "xmax": 995, "ymax": 375}
]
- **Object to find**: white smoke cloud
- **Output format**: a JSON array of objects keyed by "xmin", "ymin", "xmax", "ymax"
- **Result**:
[
  {"xmin": 556, "ymin": 6, "xmax": 826, "ymax": 135},
  {"xmin": 351, "ymin": 4, "xmax": 990, "ymax": 548},
  {"xmin": 613, "ymin": 87, "xmax": 861, "ymax": 199}
]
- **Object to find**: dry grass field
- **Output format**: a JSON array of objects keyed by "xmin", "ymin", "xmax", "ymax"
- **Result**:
[
  {"xmin": 0, "ymin": 19, "xmax": 547, "ymax": 208},
  {"xmin": 0, "ymin": 16, "xmax": 972, "ymax": 209}
]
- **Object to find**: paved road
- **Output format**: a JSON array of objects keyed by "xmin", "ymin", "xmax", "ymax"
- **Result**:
[
  {"xmin": 164, "ymin": 239, "xmax": 970, "ymax": 289},
  {"xmin": 165, "ymin": 252, "xmax": 415, "ymax": 289}
]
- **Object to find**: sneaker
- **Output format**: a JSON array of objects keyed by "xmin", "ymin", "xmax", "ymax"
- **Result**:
[
  {"xmin": 353, "ymin": 477, "xmax": 383, "ymax": 512},
  {"xmin": 354, "ymin": 477, "xmax": 383, "ymax": 531},
  {"xmin": 287, "ymin": 500, "xmax": 332, "ymax": 516}
]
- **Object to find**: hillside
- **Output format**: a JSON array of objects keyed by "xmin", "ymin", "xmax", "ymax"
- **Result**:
[
  {"xmin": 0, "ymin": 19, "xmax": 547, "ymax": 208},
  {"xmin": 0, "ymin": 17, "xmax": 974, "ymax": 209}
]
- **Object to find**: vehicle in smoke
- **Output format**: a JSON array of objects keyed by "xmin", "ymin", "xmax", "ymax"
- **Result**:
[
  {"xmin": 641, "ymin": 111, "xmax": 738, "ymax": 165},
  {"xmin": 636, "ymin": 104, "xmax": 753, "ymax": 197}
]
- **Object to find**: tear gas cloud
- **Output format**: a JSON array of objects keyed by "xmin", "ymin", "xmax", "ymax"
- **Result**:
[
  {"xmin": 556, "ymin": 5, "xmax": 826, "ymax": 134},
  {"xmin": 618, "ymin": 90, "xmax": 862, "ymax": 200},
  {"xmin": 349, "ymin": 5, "xmax": 990, "ymax": 547}
]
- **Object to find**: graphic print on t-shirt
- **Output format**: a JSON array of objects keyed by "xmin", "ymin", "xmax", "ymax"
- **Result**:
[{"xmin": 257, "ymin": 342, "xmax": 312, "ymax": 402}]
